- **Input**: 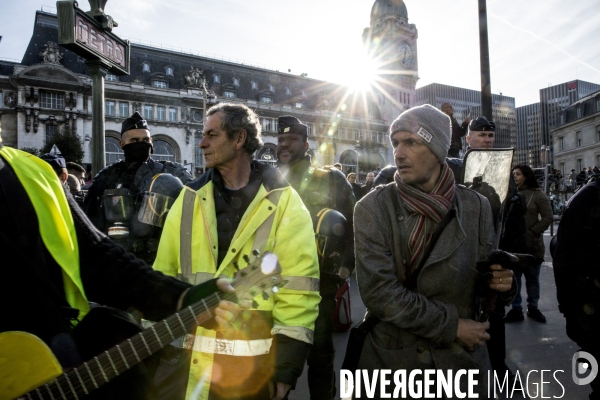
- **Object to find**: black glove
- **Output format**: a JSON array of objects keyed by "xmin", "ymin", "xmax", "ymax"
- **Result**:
[{"xmin": 181, "ymin": 279, "xmax": 238, "ymax": 330}]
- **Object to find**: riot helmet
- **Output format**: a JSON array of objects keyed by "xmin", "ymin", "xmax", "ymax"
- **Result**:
[
  {"xmin": 137, "ymin": 173, "xmax": 184, "ymax": 228},
  {"xmin": 313, "ymin": 208, "xmax": 348, "ymax": 275}
]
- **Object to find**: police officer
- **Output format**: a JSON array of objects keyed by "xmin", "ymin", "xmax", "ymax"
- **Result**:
[
  {"xmin": 276, "ymin": 115, "xmax": 356, "ymax": 399},
  {"xmin": 83, "ymin": 111, "xmax": 192, "ymax": 264}
]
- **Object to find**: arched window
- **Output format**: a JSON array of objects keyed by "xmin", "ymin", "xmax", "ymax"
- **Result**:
[
  {"xmin": 153, "ymin": 140, "xmax": 175, "ymax": 161},
  {"xmin": 105, "ymin": 136, "xmax": 123, "ymax": 165}
]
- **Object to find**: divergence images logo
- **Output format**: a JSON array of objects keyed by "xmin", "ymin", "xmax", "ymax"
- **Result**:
[{"xmin": 572, "ymin": 351, "xmax": 598, "ymax": 386}]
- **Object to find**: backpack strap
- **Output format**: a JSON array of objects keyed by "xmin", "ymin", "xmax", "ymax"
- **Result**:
[{"xmin": 179, "ymin": 189, "xmax": 197, "ymax": 279}]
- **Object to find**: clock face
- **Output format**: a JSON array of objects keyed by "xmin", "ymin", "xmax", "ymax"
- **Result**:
[{"xmin": 397, "ymin": 43, "xmax": 414, "ymax": 68}]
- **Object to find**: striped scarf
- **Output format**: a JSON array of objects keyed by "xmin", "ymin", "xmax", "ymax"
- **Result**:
[{"xmin": 395, "ymin": 163, "xmax": 456, "ymax": 271}]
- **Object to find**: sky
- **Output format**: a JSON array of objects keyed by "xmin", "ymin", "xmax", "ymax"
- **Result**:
[{"xmin": 1, "ymin": 0, "xmax": 600, "ymax": 107}]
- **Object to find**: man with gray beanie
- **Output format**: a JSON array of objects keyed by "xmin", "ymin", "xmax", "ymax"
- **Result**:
[{"xmin": 353, "ymin": 104, "xmax": 514, "ymax": 398}]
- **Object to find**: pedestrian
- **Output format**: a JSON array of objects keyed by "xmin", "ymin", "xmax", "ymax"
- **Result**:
[
  {"xmin": 347, "ymin": 172, "xmax": 364, "ymax": 202},
  {"xmin": 277, "ymin": 115, "xmax": 356, "ymax": 399},
  {"xmin": 83, "ymin": 111, "xmax": 192, "ymax": 264},
  {"xmin": 505, "ymin": 164, "xmax": 553, "ymax": 323},
  {"xmin": 0, "ymin": 141, "xmax": 240, "ymax": 400},
  {"xmin": 354, "ymin": 104, "xmax": 514, "ymax": 398},
  {"xmin": 553, "ymin": 173, "xmax": 600, "ymax": 400},
  {"xmin": 153, "ymin": 104, "xmax": 320, "ymax": 400},
  {"xmin": 361, "ymin": 172, "xmax": 375, "ymax": 196}
]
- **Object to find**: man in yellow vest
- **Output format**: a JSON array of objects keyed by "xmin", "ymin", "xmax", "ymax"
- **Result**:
[
  {"xmin": 153, "ymin": 103, "xmax": 320, "ymax": 400},
  {"xmin": 0, "ymin": 135, "xmax": 239, "ymax": 399}
]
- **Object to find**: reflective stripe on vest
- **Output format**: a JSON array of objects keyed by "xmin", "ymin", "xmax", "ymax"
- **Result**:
[
  {"xmin": 188, "ymin": 336, "xmax": 273, "ymax": 357},
  {"xmin": 0, "ymin": 147, "xmax": 89, "ymax": 320}
]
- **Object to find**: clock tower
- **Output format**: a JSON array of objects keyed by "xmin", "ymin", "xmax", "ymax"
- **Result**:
[{"xmin": 363, "ymin": 0, "xmax": 419, "ymax": 125}]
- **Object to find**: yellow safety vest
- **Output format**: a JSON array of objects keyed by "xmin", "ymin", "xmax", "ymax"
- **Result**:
[
  {"xmin": 0, "ymin": 146, "xmax": 89, "ymax": 320},
  {"xmin": 154, "ymin": 180, "xmax": 320, "ymax": 400}
]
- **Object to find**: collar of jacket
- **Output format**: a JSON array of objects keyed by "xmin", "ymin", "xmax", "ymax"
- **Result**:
[{"xmin": 187, "ymin": 161, "xmax": 289, "ymax": 192}]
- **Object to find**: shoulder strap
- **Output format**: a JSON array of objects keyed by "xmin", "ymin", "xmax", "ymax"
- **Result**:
[
  {"xmin": 252, "ymin": 189, "xmax": 283, "ymax": 251},
  {"xmin": 179, "ymin": 189, "xmax": 197, "ymax": 277}
]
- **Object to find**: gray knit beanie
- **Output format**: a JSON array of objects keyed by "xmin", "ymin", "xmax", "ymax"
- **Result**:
[{"xmin": 389, "ymin": 104, "xmax": 451, "ymax": 165}]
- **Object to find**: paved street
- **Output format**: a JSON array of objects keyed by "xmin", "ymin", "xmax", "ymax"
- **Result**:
[{"xmin": 289, "ymin": 221, "xmax": 593, "ymax": 399}]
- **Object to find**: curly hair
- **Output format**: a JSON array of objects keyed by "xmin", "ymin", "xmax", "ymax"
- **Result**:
[
  {"xmin": 512, "ymin": 164, "xmax": 540, "ymax": 188},
  {"xmin": 206, "ymin": 103, "xmax": 263, "ymax": 155}
]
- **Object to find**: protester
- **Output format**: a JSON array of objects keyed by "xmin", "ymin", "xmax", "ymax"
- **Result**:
[
  {"xmin": 441, "ymin": 102, "xmax": 470, "ymax": 157},
  {"xmin": 277, "ymin": 115, "xmax": 355, "ymax": 399},
  {"xmin": 354, "ymin": 105, "xmax": 514, "ymax": 398},
  {"xmin": 153, "ymin": 104, "xmax": 320, "ymax": 400},
  {"xmin": 347, "ymin": 172, "xmax": 364, "ymax": 201},
  {"xmin": 505, "ymin": 164, "xmax": 553, "ymax": 323},
  {"xmin": 553, "ymin": 174, "xmax": 600, "ymax": 400},
  {"xmin": 0, "ymin": 139, "xmax": 239, "ymax": 400}
]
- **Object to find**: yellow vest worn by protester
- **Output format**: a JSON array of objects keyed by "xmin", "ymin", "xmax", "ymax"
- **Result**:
[
  {"xmin": 0, "ymin": 146, "xmax": 89, "ymax": 320},
  {"xmin": 153, "ymin": 179, "xmax": 320, "ymax": 400}
]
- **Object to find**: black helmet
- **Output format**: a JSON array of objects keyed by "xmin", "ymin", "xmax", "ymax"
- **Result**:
[
  {"xmin": 312, "ymin": 208, "xmax": 348, "ymax": 275},
  {"xmin": 137, "ymin": 173, "xmax": 184, "ymax": 228}
]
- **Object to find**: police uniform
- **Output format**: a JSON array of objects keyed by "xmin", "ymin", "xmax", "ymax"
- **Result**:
[
  {"xmin": 83, "ymin": 112, "xmax": 192, "ymax": 264},
  {"xmin": 277, "ymin": 116, "xmax": 356, "ymax": 400}
]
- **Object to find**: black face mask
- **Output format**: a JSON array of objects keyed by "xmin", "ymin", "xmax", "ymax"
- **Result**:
[{"xmin": 123, "ymin": 142, "xmax": 153, "ymax": 164}]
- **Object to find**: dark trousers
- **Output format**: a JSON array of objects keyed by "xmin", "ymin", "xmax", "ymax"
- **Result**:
[{"xmin": 306, "ymin": 276, "xmax": 339, "ymax": 400}]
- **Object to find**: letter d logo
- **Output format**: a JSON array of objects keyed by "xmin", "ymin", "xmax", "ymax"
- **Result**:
[{"xmin": 572, "ymin": 351, "xmax": 598, "ymax": 385}]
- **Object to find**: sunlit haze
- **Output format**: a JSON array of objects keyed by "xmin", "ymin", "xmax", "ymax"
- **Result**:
[{"xmin": 1, "ymin": 0, "xmax": 599, "ymax": 106}]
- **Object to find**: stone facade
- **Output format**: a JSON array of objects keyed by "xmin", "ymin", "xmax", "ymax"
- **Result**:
[
  {"xmin": 1, "ymin": 1, "xmax": 420, "ymax": 180},
  {"xmin": 552, "ymin": 91, "xmax": 600, "ymax": 175}
]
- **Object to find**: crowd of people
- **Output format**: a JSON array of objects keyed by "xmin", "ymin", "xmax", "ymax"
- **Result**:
[{"xmin": 1, "ymin": 101, "xmax": 598, "ymax": 400}]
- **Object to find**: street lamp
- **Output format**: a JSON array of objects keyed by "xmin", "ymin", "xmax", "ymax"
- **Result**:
[{"xmin": 354, "ymin": 140, "xmax": 362, "ymax": 183}]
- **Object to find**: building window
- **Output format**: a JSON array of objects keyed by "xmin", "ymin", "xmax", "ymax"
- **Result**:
[
  {"xmin": 577, "ymin": 107, "xmax": 582, "ymax": 119},
  {"xmin": 295, "ymin": 102, "xmax": 304, "ymax": 109},
  {"xmin": 119, "ymin": 102, "xmax": 129, "ymax": 117},
  {"xmin": 260, "ymin": 96, "xmax": 273, "ymax": 104},
  {"xmin": 169, "ymin": 107, "xmax": 177, "ymax": 122},
  {"xmin": 261, "ymin": 117, "xmax": 278, "ymax": 133},
  {"xmin": 106, "ymin": 136, "xmax": 124, "ymax": 165},
  {"xmin": 233, "ymin": 78, "xmax": 239, "ymax": 86},
  {"xmin": 285, "ymin": 87, "xmax": 291, "ymax": 96},
  {"xmin": 596, "ymin": 125, "xmax": 600, "ymax": 142},
  {"xmin": 268, "ymin": 84, "xmax": 275, "ymax": 92},
  {"xmin": 40, "ymin": 91, "xmax": 64, "ymax": 109},
  {"xmin": 306, "ymin": 123, "xmax": 313, "ymax": 136},
  {"xmin": 577, "ymin": 158, "xmax": 583, "ymax": 172},
  {"xmin": 576, "ymin": 131, "xmax": 582, "ymax": 147},
  {"xmin": 301, "ymin": 90, "xmax": 306, "ymax": 98},
  {"xmin": 251, "ymin": 81, "xmax": 258, "ymax": 90},
  {"xmin": 559, "ymin": 137, "xmax": 564, "ymax": 151},
  {"xmin": 560, "ymin": 162, "xmax": 565, "ymax": 177},
  {"xmin": 46, "ymin": 124, "xmax": 58, "ymax": 143},
  {"xmin": 213, "ymin": 75, "xmax": 220, "ymax": 84},
  {"xmin": 153, "ymin": 140, "xmax": 175, "ymax": 161},
  {"xmin": 142, "ymin": 62, "xmax": 150, "ymax": 72},
  {"xmin": 0, "ymin": 92, "xmax": 3, "ymax": 106},
  {"xmin": 106, "ymin": 73, "xmax": 118, "ymax": 82},
  {"xmin": 157, "ymin": 106, "xmax": 166, "ymax": 121},
  {"xmin": 597, "ymin": 98, "xmax": 600, "ymax": 112},
  {"xmin": 407, "ymin": 93, "xmax": 410, "ymax": 105},
  {"xmin": 223, "ymin": 91, "xmax": 235, "ymax": 98},
  {"xmin": 152, "ymin": 80, "xmax": 168, "ymax": 88},
  {"xmin": 105, "ymin": 100, "xmax": 115, "ymax": 116},
  {"xmin": 195, "ymin": 134, "xmax": 204, "ymax": 171},
  {"xmin": 143, "ymin": 105, "xmax": 153, "ymax": 120},
  {"xmin": 165, "ymin": 66, "xmax": 174, "ymax": 76}
]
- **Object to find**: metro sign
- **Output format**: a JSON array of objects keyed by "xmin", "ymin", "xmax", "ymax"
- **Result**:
[{"xmin": 57, "ymin": 1, "xmax": 130, "ymax": 75}]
